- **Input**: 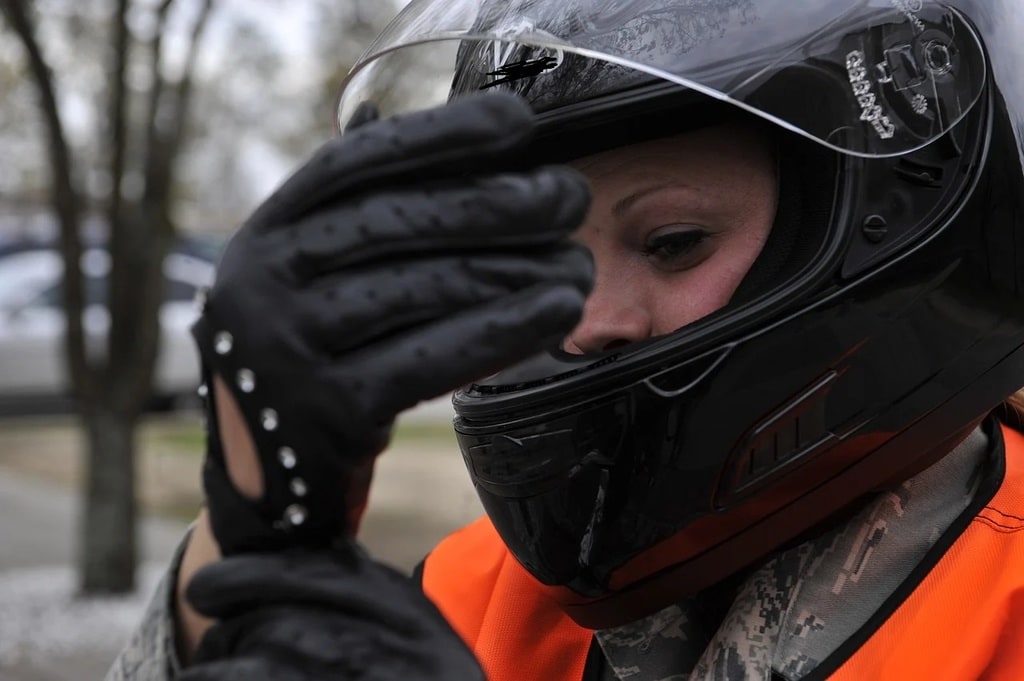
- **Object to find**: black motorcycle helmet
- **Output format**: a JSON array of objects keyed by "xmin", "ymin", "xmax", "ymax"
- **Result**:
[{"xmin": 337, "ymin": 0, "xmax": 1024, "ymax": 629}]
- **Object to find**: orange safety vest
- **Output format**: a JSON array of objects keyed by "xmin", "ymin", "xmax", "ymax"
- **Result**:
[{"xmin": 422, "ymin": 423, "xmax": 1024, "ymax": 681}]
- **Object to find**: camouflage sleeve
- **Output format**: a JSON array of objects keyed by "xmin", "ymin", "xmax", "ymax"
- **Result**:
[{"xmin": 105, "ymin": 527, "xmax": 193, "ymax": 681}]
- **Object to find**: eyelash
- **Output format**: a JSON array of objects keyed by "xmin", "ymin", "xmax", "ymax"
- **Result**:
[{"xmin": 641, "ymin": 228, "xmax": 711, "ymax": 268}]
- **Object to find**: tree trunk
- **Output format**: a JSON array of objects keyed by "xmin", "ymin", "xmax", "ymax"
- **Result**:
[
  {"xmin": 78, "ymin": 406, "xmax": 138, "ymax": 593},
  {"xmin": 3, "ymin": 0, "xmax": 215, "ymax": 596}
]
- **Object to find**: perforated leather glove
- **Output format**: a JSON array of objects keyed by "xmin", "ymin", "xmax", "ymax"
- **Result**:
[
  {"xmin": 180, "ymin": 542, "xmax": 484, "ymax": 681},
  {"xmin": 191, "ymin": 91, "xmax": 593, "ymax": 555}
]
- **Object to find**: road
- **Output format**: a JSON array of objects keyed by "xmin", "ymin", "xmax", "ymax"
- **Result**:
[
  {"xmin": 0, "ymin": 472, "xmax": 187, "ymax": 681},
  {"xmin": 0, "ymin": 472, "xmax": 186, "ymax": 572}
]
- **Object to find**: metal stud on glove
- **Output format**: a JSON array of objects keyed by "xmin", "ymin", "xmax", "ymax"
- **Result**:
[{"xmin": 191, "ymin": 91, "xmax": 594, "ymax": 555}]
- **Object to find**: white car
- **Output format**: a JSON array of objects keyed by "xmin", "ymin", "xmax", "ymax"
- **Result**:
[{"xmin": 0, "ymin": 245, "xmax": 216, "ymax": 413}]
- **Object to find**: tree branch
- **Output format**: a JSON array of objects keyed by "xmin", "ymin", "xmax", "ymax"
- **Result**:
[
  {"xmin": 106, "ymin": 0, "xmax": 130, "ymax": 238},
  {"xmin": 0, "ymin": 0, "xmax": 94, "ymax": 403},
  {"xmin": 145, "ymin": 0, "xmax": 214, "ymax": 216},
  {"xmin": 110, "ymin": 0, "xmax": 215, "ymax": 410},
  {"xmin": 104, "ymin": 0, "xmax": 132, "ymax": 398},
  {"xmin": 142, "ymin": 0, "xmax": 174, "ymax": 193}
]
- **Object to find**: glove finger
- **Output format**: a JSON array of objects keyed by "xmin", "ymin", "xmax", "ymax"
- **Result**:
[
  {"xmin": 187, "ymin": 554, "xmax": 485, "ymax": 678},
  {"xmin": 186, "ymin": 551, "xmax": 357, "ymax": 617},
  {"xmin": 250, "ymin": 91, "xmax": 536, "ymax": 227},
  {"xmin": 324, "ymin": 282, "xmax": 587, "ymax": 418},
  {"xmin": 302, "ymin": 245, "xmax": 593, "ymax": 356},
  {"xmin": 192, "ymin": 608, "xmax": 484, "ymax": 681},
  {"xmin": 178, "ymin": 657, "xmax": 300, "ymax": 681},
  {"xmin": 186, "ymin": 553, "xmax": 297, "ymax": 619},
  {"xmin": 195, "ymin": 608, "xmax": 362, "ymax": 663},
  {"xmin": 283, "ymin": 165, "xmax": 590, "ymax": 276},
  {"xmin": 188, "ymin": 549, "xmax": 430, "ymax": 627}
]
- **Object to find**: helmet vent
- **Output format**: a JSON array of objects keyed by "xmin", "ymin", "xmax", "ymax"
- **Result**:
[{"xmin": 718, "ymin": 372, "xmax": 839, "ymax": 505}]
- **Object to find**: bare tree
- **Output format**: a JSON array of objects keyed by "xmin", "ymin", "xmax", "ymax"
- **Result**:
[
  {"xmin": 0, "ymin": 0, "xmax": 409, "ymax": 595},
  {"xmin": 0, "ymin": 0, "xmax": 214, "ymax": 593}
]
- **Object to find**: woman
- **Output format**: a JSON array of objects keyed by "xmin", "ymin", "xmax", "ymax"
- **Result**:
[{"xmin": 110, "ymin": 1, "xmax": 1024, "ymax": 679}]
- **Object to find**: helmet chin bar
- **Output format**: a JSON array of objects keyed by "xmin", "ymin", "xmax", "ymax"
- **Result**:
[{"xmin": 550, "ymin": 397, "xmax": 1003, "ymax": 630}]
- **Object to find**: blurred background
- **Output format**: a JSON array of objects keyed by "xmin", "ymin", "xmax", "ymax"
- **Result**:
[{"xmin": 0, "ymin": 2, "xmax": 481, "ymax": 679}]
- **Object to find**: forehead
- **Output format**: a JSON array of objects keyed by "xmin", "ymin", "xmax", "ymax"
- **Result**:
[{"xmin": 569, "ymin": 123, "xmax": 775, "ymax": 184}]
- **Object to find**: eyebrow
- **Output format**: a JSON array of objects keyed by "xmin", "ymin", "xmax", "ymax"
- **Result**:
[{"xmin": 611, "ymin": 182, "xmax": 696, "ymax": 218}]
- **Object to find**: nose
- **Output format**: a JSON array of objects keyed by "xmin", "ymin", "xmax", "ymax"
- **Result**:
[{"xmin": 565, "ymin": 277, "xmax": 652, "ymax": 355}]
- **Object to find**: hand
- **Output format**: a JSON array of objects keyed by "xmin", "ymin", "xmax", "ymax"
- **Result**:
[
  {"xmin": 191, "ymin": 91, "xmax": 593, "ymax": 554},
  {"xmin": 179, "ymin": 541, "xmax": 484, "ymax": 681}
]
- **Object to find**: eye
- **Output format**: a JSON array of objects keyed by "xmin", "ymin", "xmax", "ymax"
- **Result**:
[{"xmin": 642, "ymin": 226, "xmax": 712, "ymax": 270}]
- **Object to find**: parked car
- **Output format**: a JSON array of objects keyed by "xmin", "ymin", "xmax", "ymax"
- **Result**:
[{"xmin": 0, "ymin": 237, "xmax": 220, "ymax": 415}]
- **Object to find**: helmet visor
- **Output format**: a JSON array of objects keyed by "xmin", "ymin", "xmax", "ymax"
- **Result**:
[{"xmin": 337, "ymin": 0, "xmax": 985, "ymax": 158}]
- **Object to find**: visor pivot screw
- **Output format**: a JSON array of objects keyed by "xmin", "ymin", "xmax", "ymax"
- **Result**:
[
  {"xmin": 862, "ymin": 215, "xmax": 888, "ymax": 244},
  {"xmin": 924, "ymin": 41, "xmax": 953, "ymax": 76}
]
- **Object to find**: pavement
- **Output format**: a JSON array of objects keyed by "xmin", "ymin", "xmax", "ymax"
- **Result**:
[{"xmin": 0, "ymin": 395, "xmax": 482, "ymax": 681}]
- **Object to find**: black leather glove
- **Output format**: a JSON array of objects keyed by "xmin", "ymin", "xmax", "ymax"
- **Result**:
[
  {"xmin": 191, "ymin": 90, "xmax": 593, "ymax": 555},
  {"xmin": 179, "ymin": 541, "xmax": 484, "ymax": 681}
]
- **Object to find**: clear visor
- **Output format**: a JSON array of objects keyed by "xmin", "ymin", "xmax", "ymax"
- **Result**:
[{"xmin": 337, "ymin": 0, "xmax": 985, "ymax": 158}]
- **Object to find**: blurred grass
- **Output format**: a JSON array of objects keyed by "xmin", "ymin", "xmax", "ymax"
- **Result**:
[
  {"xmin": 0, "ymin": 411, "xmax": 464, "ymax": 527},
  {"xmin": 147, "ymin": 416, "xmax": 459, "ymax": 455},
  {"xmin": 145, "ymin": 414, "xmax": 462, "ymax": 523},
  {"xmin": 393, "ymin": 419, "xmax": 459, "ymax": 445},
  {"xmin": 149, "ymin": 424, "xmax": 205, "ymax": 453}
]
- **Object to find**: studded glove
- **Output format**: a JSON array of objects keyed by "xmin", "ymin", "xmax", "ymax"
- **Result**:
[{"xmin": 191, "ymin": 91, "xmax": 594, "ymax": 555}]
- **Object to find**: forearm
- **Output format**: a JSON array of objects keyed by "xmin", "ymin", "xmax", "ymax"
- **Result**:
[
  {"xmin": 176, "ymin": 378, "xmax": 259, "ymax": 661},
  {"xmin": 174, "ymin": 511, "xmax": 220, "ymax": 663},
  {"xmin": 108, "ymin": 376, "xmax": 256, "ymax": 677},
  {"xmin": 105, "ymin": 528, "xmax": 195, "ymax": 681}
]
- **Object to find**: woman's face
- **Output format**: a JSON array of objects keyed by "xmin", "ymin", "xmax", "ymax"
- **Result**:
[{"xmin": 565, "ymin": 124, "xmax": 778, "ymax": 354}]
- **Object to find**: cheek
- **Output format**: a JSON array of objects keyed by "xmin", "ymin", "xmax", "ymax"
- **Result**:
[
  {"xmin": 647, "ymin": 236, "xmax": 767, "ymax": 335},
  {"xmin": 647, "ymin": 274, "xmax": 734, "ymax": 335}
]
